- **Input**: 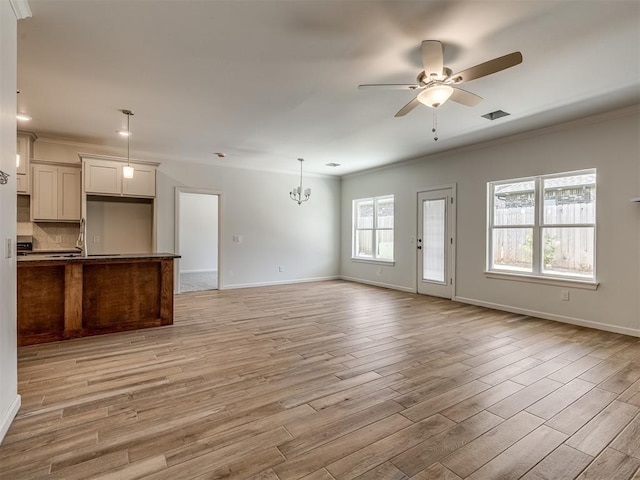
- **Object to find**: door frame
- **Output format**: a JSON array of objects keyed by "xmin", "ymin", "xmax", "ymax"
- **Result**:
[
  {"xmin": 416, "ymin": 183, "xmax": 457, "ymax": 298},
  {"xmin": 174, "ymin": 187, "xmax": 224, "ymax": 293}
]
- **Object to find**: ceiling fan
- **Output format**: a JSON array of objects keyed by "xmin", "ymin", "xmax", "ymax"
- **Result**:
[{"xmin": 359, "ymin": 40, "xmax": 523, "ymax": 117}]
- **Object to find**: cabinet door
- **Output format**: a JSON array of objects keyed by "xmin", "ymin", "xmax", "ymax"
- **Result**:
[
  {"xmin": 58, "ymin": 167, "xmax": 81, "ymax": 221},
  {"xmin": 17, "ymin": 174, "xmax": 28, "ymax": 194},
  {"xmin": 32, "ymin": 165, "xmax": 58, "ymax": 221},
  {"xmin": 122, "ymin": 164, "xmax": 156, "ymax": 197},
  {"xmin": 16, "ymin": 135, "xmax": 30, "ymax": 175},
  {"xmin": 85, "ymin": 160, "xmax": 122, "ymax": 195}
]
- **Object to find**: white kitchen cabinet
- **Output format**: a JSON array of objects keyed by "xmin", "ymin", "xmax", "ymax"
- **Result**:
[
  {"xmin": 58, "ymin": 167, "xmax": 82, "ymax": 220},
  {"xmin": 84, "ymin": 157, "xmax": 156, "ymax": 197},
  {"xmin": 123, "ymin": 164, "xmax": 156, "ymax": 197},
  {"xmin": 16, "ymin": 132, "xmax": 36, "ymax": 194},
  {"xmin": 16, "ymin": 174, "xmax": 29, "ymax": 194},
  {"xmin": 84, "ymin": 159, "xmax": 122, "ymax": 195},
  {"xmin": 31, "ymin": 164, "xmax": 81, "ymax": 222}
]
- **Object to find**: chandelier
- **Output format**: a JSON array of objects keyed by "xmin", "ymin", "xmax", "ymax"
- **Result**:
[{"xmin": 290, "ymin": 158, "xmax": 310, "ymax": 205}]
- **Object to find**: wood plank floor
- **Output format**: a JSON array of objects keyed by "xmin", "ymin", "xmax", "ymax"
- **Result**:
[{"xmin": 2, "ymin": 280, "xmax": 640, "ymax": 479}]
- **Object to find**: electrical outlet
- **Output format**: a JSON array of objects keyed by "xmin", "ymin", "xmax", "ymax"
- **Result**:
[
  {"xmin": 278, "ymin": 266, "xmax": 284, "ymax": 272},
  {"xmin": 376, "ymin": 266, "xmax": 383, "ymax": 276},
  {"xmin": 5, "ymin": 238, "xmax": 12, "ymax": 259},
  {"xmin": 93, "ymin": 235, "xmax": 100, "ymax": 243},
  {"xmin": 55, "ymin": 235, "xmax": 62, "ymax": 243},
  {"xmin": 560, "ymin": 289, "xmax": 570, "ymax": 301}
]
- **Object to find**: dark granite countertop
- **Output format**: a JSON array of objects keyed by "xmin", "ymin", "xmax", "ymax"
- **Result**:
[{"xmin": 18, "ymin": 252, "xmax": 180, "ymax": 264}]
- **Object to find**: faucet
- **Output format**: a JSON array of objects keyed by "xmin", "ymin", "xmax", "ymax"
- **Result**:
[{"xmin": 76, "ymin": 217, "xmax": 87, "ymax": 257}]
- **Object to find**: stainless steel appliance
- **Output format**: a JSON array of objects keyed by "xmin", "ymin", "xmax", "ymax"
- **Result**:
[{"xmin": 17, "ymin": 235, "xmax": 33, "ymax": 255}]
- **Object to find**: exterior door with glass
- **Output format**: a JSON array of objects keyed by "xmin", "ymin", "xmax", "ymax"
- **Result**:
[{"xmin": 417, "ymin": 187, "xmax": 455, "ymax": 298}]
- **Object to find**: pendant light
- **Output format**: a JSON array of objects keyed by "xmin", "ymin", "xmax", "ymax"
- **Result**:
[{"xmin": 122, "ymin": 109, "xmax": 135, "ymax": 179}]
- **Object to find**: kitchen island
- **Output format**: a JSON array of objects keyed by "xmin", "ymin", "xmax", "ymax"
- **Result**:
[{"xmin": 17, "ymin": 253, "xmax": 179, "ymax": 346}]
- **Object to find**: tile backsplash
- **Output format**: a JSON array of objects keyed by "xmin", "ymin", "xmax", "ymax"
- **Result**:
[{"xmin": 17, "ymin": 196, "xmax": 80, "ymax": 251}]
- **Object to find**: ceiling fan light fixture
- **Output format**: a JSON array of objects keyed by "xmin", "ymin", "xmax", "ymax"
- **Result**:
[{"xmin": 417, "ymin": 84, "xmax": 454, "ymax": 108}]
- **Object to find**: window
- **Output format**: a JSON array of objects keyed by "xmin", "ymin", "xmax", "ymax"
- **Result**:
[
  {"xmin": 353, "ymin": 195, "xmax": 394, "ymax": 261},
  {"xmin": 488, "ymin": 170, "xmax": 596, "ymax": 281}
]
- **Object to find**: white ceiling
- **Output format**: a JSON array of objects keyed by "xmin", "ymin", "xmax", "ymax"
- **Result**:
[{"xmin": 16, "ymin": 0, "xmax": 640, "ymax": 176}]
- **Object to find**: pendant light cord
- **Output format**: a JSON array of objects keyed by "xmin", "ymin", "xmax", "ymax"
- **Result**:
[
  {"xmin": 432, "ymin": 108, "xmax": 438, "ymax": 141},
  {"xmin": 299, "ymin": 158, "xmax": 303, "ymax": 189},
  {"xmin": 127, "ymin": 112, "xmax": 131, "ymax": 167}
]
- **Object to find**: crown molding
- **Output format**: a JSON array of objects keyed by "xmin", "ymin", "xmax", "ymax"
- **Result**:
[
  {"xmin": 78, "ymin": 152, "xmax": 161, "ymax": 167},
  {"xmin": 17, "ymin": 130, "xmax": 37, "ymax": 141},
  {"xmin": 10, "ymin": 0, "xmax": 32, "ymax": 20}
]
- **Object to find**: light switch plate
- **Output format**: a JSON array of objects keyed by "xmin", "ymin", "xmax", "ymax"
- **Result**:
[{"xmin": 5, "ymin": 238, "xmax": 12, "ymax": 259}]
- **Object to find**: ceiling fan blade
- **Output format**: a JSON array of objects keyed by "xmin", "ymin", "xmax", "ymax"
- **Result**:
[
  {"xmin": 358, "ymin": 84, "xmax": 422, "ymax": 91},
  {"xmin": 450, "ymin": 51, "xmax": 523, "ymax": 84},
  {"xmin": 422, "ymin": 40, "xmax": 444, "ymax": 78},
  {"xmin": 450, "ymin": 87, "xmax": 483, "ymax": 107},
  {"xmin": 395, "ymin": 97, "xmax": 421, "ymax": 117}
]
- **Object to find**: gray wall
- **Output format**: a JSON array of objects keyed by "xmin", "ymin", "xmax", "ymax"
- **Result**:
[{"xmin": 341, "ymin": 107, "xmax": 640, "ymax": 335}]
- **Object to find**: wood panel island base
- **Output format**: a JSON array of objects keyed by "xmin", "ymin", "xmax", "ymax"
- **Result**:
[{"xmin": 17, "ymin": 253, "xmax": 179, "ymax": 346}]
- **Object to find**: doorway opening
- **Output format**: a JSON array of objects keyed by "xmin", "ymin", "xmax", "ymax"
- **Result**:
[{"xmin": 175, "ymin": 188, "xmax": 221, "ymax": 293}]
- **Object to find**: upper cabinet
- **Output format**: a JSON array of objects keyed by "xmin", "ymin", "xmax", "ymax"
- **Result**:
[
  {"xmin": 84, "ymin": 159, "xmax": 121, "ymax": 195},
  {"xmin": 123, "ymin": 164, "xmax": 156, "ymax": 197},
  {"xmin": 31, "ymin": 163, "xmax": 81, "ymax": 222},
  {"xmin": 16, "ymin": 132, "xmax": 37, "ymax": 194},
  {"xmin": 83, "ymin": 156, "xmax": 157, "ymax": 198}
]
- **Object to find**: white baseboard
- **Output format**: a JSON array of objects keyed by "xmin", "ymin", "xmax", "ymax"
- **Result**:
[
  {"xmin": 0, "ymin": 395, "xmax": 21, "ymax": 445},
  {"xmin": 340, "ymin": 276, "xmax": 415, "ymax": 293},
  {"xmin": 180, "ymin": 269, "xmax": 218, "ymax": 274},
  {"xmin": 221, "ymin": 275, "xmax": 340, "ymax": 290},
  {"xmin": 454, "ymin": 296, "xmax": 640, "ymax": 338}
]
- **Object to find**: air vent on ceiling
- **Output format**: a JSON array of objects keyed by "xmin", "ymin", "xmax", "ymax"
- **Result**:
[
  {"xmin": 326, "ymin": 163, "xmax": 341, "ymax": 167},
  {"xmin": 482, "ymin": 110, "xmax": 510, "ymax": 121}
]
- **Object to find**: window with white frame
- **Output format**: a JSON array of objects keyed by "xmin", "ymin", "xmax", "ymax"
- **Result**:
[
  {"xmin": 353, "ymin": 195, "xmax": 394, "ymax": 261},
  {"xmin": 488, "ymin": 169, "xmax": 596, "ymax": 280}
]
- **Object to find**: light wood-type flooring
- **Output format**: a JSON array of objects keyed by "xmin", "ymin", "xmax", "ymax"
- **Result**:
[{"xmin": 3, "ymin": 280, "xmax": 640, "ymax": 479}]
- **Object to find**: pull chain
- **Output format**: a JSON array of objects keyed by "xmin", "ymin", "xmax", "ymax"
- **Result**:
[{"xmin": 432, "ymin": 108, "xmax": 438, "ymax": 141}]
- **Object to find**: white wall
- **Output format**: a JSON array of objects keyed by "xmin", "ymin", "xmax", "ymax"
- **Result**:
[
  {"xmin": 341, "ymin": 107, "xmax": 640, "ymax": 336},
  {"xmin": 0, "ymin": 0, "xmax": 21, "ymax": 444},
  {"xmin": 157, "ymin": 162, "xmax": 341, "ymax": 289},
  {"xmin": 178, "ymin": 192, "xmax": 218, "ymax": 273},
  {"xmin": 86, "ymin": 197, "xmax": 153, "ymax": 254}
]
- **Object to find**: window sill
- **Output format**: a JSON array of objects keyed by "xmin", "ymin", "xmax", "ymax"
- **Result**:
[
  {"xmin": 351, "ymin": 258, "xmax": 395, "ymax": 267},
  {"xmin": 485, "ymin": 271, "xmax": 599, "ymax": 290}
]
